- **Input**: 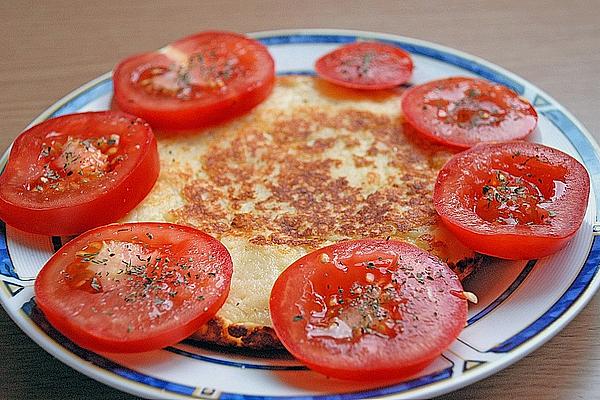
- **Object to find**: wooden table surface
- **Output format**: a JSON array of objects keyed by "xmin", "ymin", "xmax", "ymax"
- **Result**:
[{"xmin": 1, "ymin": 1, "xmax": 599, "ymax": 399}]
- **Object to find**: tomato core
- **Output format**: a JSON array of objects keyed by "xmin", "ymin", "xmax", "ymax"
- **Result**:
[
  {"xmin": 29, "ymin": 134, "xmax": 123, "ymax": 196},
  {"xmin": 472, "ymin": 170, "xmax": 566, "ymax": 226},
  {"xmin": 60, "ymin": 237, "xmax": 210, "ymax": 315},
  {"xmin": 135, "ymin": 52, "xmax": 239, "ymax": 100},
  {"xmin": 300, "ymin": 252, "xmax": 405, "ymax": 342},
  {"xmin": 423, "ymin": 82, "xmax": 510, "ymax": 131},
  {"xmin": 465, "ymin": 151, "xmax": 568, "ymax": 226}
]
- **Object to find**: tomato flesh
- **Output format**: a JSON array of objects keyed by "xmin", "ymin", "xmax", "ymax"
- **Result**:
[
  {"xmin": 113, "ymin": 31, "xmax": 275, "ymax": 131},
  {"xmin": 136, "ymin": 48, "xmax": 240, "ymax": 100},
  {"xmin": 0, "ymin": 112, "xmax": 159, "ymax": 236},
  {"xmin": 30, "ymin": 134, "xmax": 116, "ymax": 195},
  {"xmin": 402, "ymin": 77, "xmax": 538, "ymax": 148},
  {"xmin": 434, "ymin": 142, "xmax": 589, "ymax": 259},
  {"xmin": 473, "ymin": 167, "xmax": 564, "ymax": 226},
  {"xmin": 34, "ymin": 223, "xmax": 232, "ymax": 353},
  {"xmin": 315, "ymin": 42, "xmax": 413, "ymax": 90},
  {"xmin": 270, "ymin": 240, "xmax": 467, "ymax": 381}
]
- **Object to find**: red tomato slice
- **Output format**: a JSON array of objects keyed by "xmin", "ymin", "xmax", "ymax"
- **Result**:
[
  {"xmin": 113, "ymin": 31, "xmax": 275, "ymax": 131},
  {"xmin": 34, "ymin": 223, "xmax": 232, "ymax": 353},
  {"xmin": 434, "ymin": 142, "xmax": 590, "ymax": 260},
  {"xmin": 315, "ymin": 42, "xmax": 413, "ymax": 90},
  {"xmin": 269, "ymin": 239, "xmax": 467, "ymax": 381},
  {"xmin": 0, "ymin": 112, "xmax": 159, "ymax": 236},
  {"xmin": 402, "ymin": 77, "xmax": 538, "ymax": 148}
]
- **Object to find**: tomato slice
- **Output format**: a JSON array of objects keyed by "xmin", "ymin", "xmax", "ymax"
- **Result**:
[
  {"xmin": 34, "ymin": 223, "xmax": 232, "ymax": 353},
  {"xmin": 113, "ymin": 31, "xmax": 275, "ymax": 131},
  {"xmin": 402, "ymin": 77, "xmax": 538, "ymax": 148},
  {"xmin": 434, "ymin": 142, "xmax": 590, "ymax": 259},
  {"xmin": 315, "ymin": 42, "xmax": 413, "ymax": 90},
  {"xmin": 0, "ymin": 111, "xmax": 159, "ymax": 236},
  {"xmin": 269, "ymin": 239, "xmax": 467, "ymax": 381}
]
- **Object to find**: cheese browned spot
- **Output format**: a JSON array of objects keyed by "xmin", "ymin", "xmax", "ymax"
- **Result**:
[{"xmin": 123, "ymin": 75, "xmax": 483, "ymax": 348}]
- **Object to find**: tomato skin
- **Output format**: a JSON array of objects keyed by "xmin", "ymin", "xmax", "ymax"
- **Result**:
[
  {"xmin": 434, "ymin": 142, "xmax": 590, "ymax": 260},
  {"xmin": 315, "ymin": 42, "xmax": 413, "ymax": 90},
  {"xmin": 34, "ymin": 223, "xmax": 232, "ymax": 353},
  {"xmin": 0, "ymin": 112, "xmax": 159, "ymax": 236},
  {"xmin": 113, "ymin": 31, "xmax": 275, "ymax": 131},
  {"xmin": 402, "ymin": 77, "xmax": 538, "ymax": 148},
  {"xmin": 270, "ymin": 239, "xmax": 467, "ymax": 381}
]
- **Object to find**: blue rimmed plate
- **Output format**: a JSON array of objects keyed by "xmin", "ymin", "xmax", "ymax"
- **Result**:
[{"xmin": 1, "ymin": 29, "xmax": 599, "ymax": 399}]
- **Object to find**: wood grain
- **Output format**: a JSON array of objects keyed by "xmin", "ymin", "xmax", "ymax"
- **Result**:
[{"xmin": 0, "ymin": 1, "xmax": 598, "ymax": 399}]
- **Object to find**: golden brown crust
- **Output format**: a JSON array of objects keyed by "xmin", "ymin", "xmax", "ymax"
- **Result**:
[
  {"xmin": 193, "ymin": 316, "xmax": 284, "ymax": 349},
  {"xmin": 169, "ymin": 104, "xmax": 458, "ymax": 251}
]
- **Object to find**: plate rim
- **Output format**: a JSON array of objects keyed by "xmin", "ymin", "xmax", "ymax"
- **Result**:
[{"xmin": 0, "ymin": 28, "xmax": 599, "ymax": 400}]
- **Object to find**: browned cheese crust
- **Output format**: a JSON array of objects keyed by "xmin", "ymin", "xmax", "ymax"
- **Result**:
[
  {"xmin": 125, "ymin": 76, "xmax": 483, "ymax": 349},
  {"xmin": 170, "ymin": 106, "xmax": 448, "ymax": 248}
]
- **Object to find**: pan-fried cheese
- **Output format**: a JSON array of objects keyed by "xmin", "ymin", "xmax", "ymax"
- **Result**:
[{"xmin": 122, "ymin": 76, "xmax": 480, "ymax": 347}]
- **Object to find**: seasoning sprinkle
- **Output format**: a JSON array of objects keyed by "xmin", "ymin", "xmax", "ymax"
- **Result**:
[{"xmin": 90, "ymin": 277, "xmax": 102, "ymax": 292}]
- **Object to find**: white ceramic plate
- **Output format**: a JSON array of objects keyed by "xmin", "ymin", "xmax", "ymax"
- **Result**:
[{"xmin": 1, "ymin": 29, "xmax": 599, "ymax": 400}]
